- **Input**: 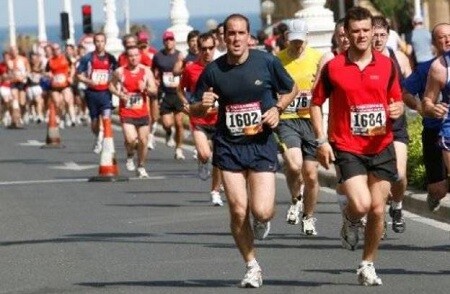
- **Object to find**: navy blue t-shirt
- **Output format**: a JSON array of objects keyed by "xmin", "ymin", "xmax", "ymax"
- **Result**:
[
  {"xmin": 153, "ymin": 49, "xmax": 181, "ymax": 94},
  {"xmin": 193, "ymin": 49, "xmax": 294, "ymax": 143},
  {"xmin": 402, "ymin": 57, "xmax": 441, "ymax": 129}
]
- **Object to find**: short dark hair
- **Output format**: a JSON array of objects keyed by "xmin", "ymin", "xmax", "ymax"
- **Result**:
[
  {"xmin": 372, "ymin": 15, "xmax": 390, "ymax": 33},
  {"xmin": 344, "ymin": 7, "xmax": 373, "ymax": 30},
  {"xmin": 122, "ymin": 34, "xmax": 136, "ymax": 47},
  {"xmin": 197, "ymin": 32, "xmax": 215, "ymax": 48},
  {"xmin": 224, "ymin": 14, "xmax": 250, "ymax": 35},
  {"xmin": 187, "ymin": 30, "xmax": 200, "ymax": 42}
]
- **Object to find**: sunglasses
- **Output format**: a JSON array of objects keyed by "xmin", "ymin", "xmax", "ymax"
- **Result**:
[
  {"xmin": 164, "ymin": 37, "xmax": 175, "ymax": 41},
  {"xmin": 200, "ymin": 45, "xmax": 215, "ymax": 52}
]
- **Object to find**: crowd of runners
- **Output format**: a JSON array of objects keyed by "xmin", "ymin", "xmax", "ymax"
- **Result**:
[{"xmin": 1, "ymin": 6, "xmax": 450, "ymax": 289}]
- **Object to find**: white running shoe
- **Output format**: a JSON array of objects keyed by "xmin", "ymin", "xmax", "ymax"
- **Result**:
[
  {"xmin": 192, "ymin": 149, "xmax": 198, "ymax": 159},
  {"xmin": 357, "ymin": 263, "xmax": 383, "ymax": 286},
  {"xmin": 211, "ymin": 190, "xmax": 223, "ymax": 206},
  {"xmin": 59, "ymin": 120, "xmax": 65, "ymax": 129},
  {"xmin": 174, "ymin": 148, "xmax": 185, "ymax": 160},
  {"xmin": 253, "ymin": 220, "xmax": 270, "ymax": 240},
  {"xmin": 286, "ymin": 200, "xmax": 302, "ymax": 225},
  {"xmin": 136, "ymin": 166, "xmax": 149, "ymax": 179},
  {"xmin": 93, "ymin": 141, "xmax": 102, "ymax": 154},
  {"xmin": 341, "ymin": 217, "xmax": 361, "ymax": 251},
  {"xmin": 198, "ymin": 160, "xmax": 211, "ymax": 180},
  {"xmin": 126, "ymin": 158, "xmax": 136, "ymax": 171},
  {"xmin": 147, "ymin": 134, "xmax": 155, "ymax": 150},
  {"xmin": 301, "ymin": 216, "xmax": 317, "ymax": 236},
  {"xmin": 166, "ymin": 130, "xmax": 175, "ymax": 147},
  {"xmin": 240, "ymin": 265, "xmax": 263, "ymax": 288}
]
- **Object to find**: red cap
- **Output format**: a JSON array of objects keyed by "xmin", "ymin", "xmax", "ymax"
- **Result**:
[
  {"xmin": 137, "ymin": 31, "xmax": 149, "ymax": 42},
  {"xmin": 162, "ymin": 30, "xmax": 175, "ymax": 40}
]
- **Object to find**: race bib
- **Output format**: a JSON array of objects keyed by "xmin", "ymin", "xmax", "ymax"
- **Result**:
[
  {"xmin": 225, "ymin": 101, "xmax": 262, "ymax": 136},
  {"xmin": 162, "ymin": 72, "xmax": 179, "ymax": 88},
  {"xmin": 350, "ymin": 104, "xmax": 386, "ymax": 136},
  {"xmin": 125, "ymin": 93, "xmax": 144, "ymax": 109},
  {"xmin": 91, "ymin": 69, "xmax": 109, "ymax": 86},
  {"xmin": 284, "ymin": 91, "xmax": 311, "ymax": 115},
  {"xmin": 52, "ymin": 74, "xmax": 67, "ymax": 87}
]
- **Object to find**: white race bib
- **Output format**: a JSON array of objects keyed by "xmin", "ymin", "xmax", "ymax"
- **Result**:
[
  {"xmin": 91, "ymin": 69, "xmax": 109, "ymax": 86},
  {"xmin": 125, "ymin": 93, "xmax": 144, "ymax": 109},
  {"xmin": 162, "ymin": 72, "xmax": 179, "ymax": 88},
  {"xmin": 225, "ymin": 101, "xmax": 262, "ymax": 136},
  {"xmin": 284, "ymin": 91, "xmax": 311, "ymax": 115},
  {"xmin": 350, "ymin": 104, "xmax": 386, "ymax": 136}
]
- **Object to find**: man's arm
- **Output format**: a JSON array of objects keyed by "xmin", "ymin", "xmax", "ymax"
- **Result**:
[
  {"xmin": 423, "ymin": 57, "xmax": 448, "ymax": 118},
  {"xmin": 262, "ymin": 84, "xmax": 298, "ymax": 129}
]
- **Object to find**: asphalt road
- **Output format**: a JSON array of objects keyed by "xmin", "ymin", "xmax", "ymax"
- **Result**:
[{"xmin": 0, "ymin": 124, "xmax": 449, "ymax": 294}]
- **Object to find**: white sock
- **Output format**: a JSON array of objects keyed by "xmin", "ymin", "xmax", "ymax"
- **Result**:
[
  {"xmin": 246, "ymin": 259, "xmax": 259, "ymax": 269},
  {"xmin": 391, "ymin": 201, "xmax": 402, "ymax": 210},
  {"xmin": 360, "ymin": 260, "xmax": 373, "ymax": 267}
]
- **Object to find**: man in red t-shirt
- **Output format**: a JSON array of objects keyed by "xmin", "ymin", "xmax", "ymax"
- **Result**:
[
  {"xmin": 176, "ymin": 32, "xmax": 223, "ymax": 206},
  {"xmin": 109, "ymin": 46, "xmax": 157, "ymax": 178},
  {"xmin": 311, "ymin": 7, "xmax": 403, "ymax": 286}
]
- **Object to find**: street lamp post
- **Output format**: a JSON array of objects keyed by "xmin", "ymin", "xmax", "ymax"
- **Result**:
[{"xmin": 261, "ymin": 0, "xmax": 275, "ymax": 27}]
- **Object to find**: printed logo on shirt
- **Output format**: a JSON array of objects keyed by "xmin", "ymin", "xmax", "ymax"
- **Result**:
[
  {"xmin": 254, "ymin": 79, "xmax": 263, "ymax": 86},
  {"xmin": 369, "ymin": 75, "xmax": 380, "ymax": 80}
]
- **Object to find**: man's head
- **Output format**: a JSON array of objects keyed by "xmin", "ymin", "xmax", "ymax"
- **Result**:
[
  {"xmin": 187, "ymin": 30, "xmax": 200, "ymax": 54},
  {"xmin": 94, "ymin": 32, "xmax": 107, "ymax": 53},
  {"xmin": 125, "ymin": 45, "xmax": 141, "ymax": 66},
  {"xmin": 413, "ymin": 15, "xmax": 424, "ymax": 27},
  {"xmin": 215, "ymin": 23, "xmax": 225, "ymax": 46},
  {"xmin": 162, "ymin": 30, "xmax": 176, "ymax": 50},
  {"xmin": 344, "ymin": 7, "xmax": 373, "ymax": 53},
  {"xmin": 51, "ymin": 43, "xmax": 62, "ymax": 57},
  {"xmin": 286, "ymin": 18, "xmax": 308, "ymax": 50},
  {"xmin": 372, "ymin": 16, "xmax": 389, "ymax": 52},
  {"xmin": 122, "ymin": 34, "xmax": 137, "ymax": 49},
  {"xmin": 431, "ymin": 23, "xmax": 450, "ymax": 54},
  {"xmin": 137, "ymin": 31, "xmax": 150, "ymax": 49},
  {"xmin": 197, "ymin": 32, "xmax": 216, "ymax": 64},
  {"xmin": 223, "ymin": 14, "xmax": 250, "ymax": 58}
]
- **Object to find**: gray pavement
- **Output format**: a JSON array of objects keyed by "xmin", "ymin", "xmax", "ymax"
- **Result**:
[{"xmin": 0, "ymin": 122, "xmax": 449, "ymax": 293}]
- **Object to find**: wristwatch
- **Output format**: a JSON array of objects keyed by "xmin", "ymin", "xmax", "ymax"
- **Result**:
[{"xmin": 315, "ymin": 137, "xmax": 328, "ymax": 146}]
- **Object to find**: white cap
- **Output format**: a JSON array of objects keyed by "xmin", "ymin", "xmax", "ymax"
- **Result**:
[{"xmin": 287, "ymin": 19, "xmax": 308, "ymax": 41}]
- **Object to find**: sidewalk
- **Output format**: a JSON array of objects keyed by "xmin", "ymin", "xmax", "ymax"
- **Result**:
[{"xmin": 111, "ymin": 114, "xmax": 450, "ymax": 224}]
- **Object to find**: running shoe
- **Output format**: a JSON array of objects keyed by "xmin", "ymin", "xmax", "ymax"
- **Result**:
[
  {"xmin": 341, "ymin": 217, "xmax": 361, "ymax": 251},
  {"xmin": 253, "ymin": 220, "xmax": 270, "ymax": 240},
  {"xmin": 301, "ymin": 216, "xmax": 317, "ymax": 236},
  {"xmin": 174, "ymin": 148, "xmax": 185, "ymax": 160},
  {"xmin": 210, "ymin": 190, "xmax": 223, "ymax": 206},
  {"xmin": 136, "ymin": 167, "xmax": 149, "ymax": 179},
  {"xmin": 286, "ymin": 200, "xmax": 302, "ymax": 225},
  {"xmin": 389, "ymin": 206, "xmax": 405, "ymax": 233},
  {"xmin": 357, "ymin": 263, "xmax": 383, "ymax": 286},
  {"xmin": 147, "ymin": 133, "xmax": 155, "ymax": 150},
  {"xmin": 126, "ymin": 158, "xmax": 136, "ymax": 171},
  {"xmin": 198, "ymin": 160, "xmax": 211, "ymax": 180},
  {"xmin": 93, "ymin": 141, "xmax": 102, "ymax": 154},
  {"xmin": 240, "ymin": 265, "xmax": 262, "ymax": 288},
  {"xmin": 427, "ymin": 194, "xmax": 441, "ymax": 212},
  {"xmin": 166, "ymin": 130, "xmax": 175, "ymax": 147}
]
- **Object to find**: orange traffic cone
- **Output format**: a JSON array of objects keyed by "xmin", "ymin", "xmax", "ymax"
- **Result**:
[
  {"xmin": 89, "ymin": 116, "xmax": 128, "ymax": 182},
  {"xmin": 41, "ymin": 100, "xmax": 64, "ymax": 149}
]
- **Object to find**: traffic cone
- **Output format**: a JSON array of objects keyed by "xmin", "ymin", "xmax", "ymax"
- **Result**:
[
  {"xmin": 89, "ymin": 116, "xmax": 128, "ymax": 182},
  {"xmin": 41, "ymin": 100, "xmax": 64, "ymax": 149}
]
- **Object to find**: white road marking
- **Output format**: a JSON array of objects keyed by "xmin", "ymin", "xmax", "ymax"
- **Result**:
[
  {"xmin": 19, "ymin": 139, "xmax": 45, "ymax": 146},
  {"xmin": 49, "ymin": 161, "xmax": 97, "ymax": 171}
]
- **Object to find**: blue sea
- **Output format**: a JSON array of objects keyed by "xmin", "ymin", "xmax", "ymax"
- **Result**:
[{"xmin": 0, "ymin": 13, "xmax": 262, "ymax": 52}]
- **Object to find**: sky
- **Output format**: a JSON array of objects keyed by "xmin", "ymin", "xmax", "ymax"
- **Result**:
[{"xmin": 0, "ymin": 0, "xmax": 261, "ymax": 28}]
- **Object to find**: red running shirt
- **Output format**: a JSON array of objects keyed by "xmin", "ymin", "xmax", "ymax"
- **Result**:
[
  {"xmin": 118, "ymin": 49, "xmax": 152, "ymax": 68},
  {"xmin": 119, "ymin": 65, "xmax": 149, "ymax": 119},
  {"xmin": 180, "ymin": 60, "xmax": 217, "ymax": 127},
  {"xmin": 47, "ymin": 55, "xmax": 71, "ymax": 89},
  {"xmin": 312, "ymin": 51, "xmax": 402, "ymax": 155}
]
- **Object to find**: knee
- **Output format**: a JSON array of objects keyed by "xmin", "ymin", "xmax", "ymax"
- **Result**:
[
  {"xmin": 252, "ymin": 207, "xmax": 274, "ymax": 223},
  {"xmin": 229, "ymin": 207, "xmax": 248, "ymax": 226},
  {"xmin": 349, "ymin": 198, "xmax": 371, "ymax": 216}
]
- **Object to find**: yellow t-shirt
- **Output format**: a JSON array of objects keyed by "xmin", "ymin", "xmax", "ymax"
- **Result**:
[{"xmin": 277, "ymin": 46, "xmax": 322, "ymax": 119}]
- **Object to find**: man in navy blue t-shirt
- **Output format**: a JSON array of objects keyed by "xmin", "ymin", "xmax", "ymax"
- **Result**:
[{"xmin": 191, "ymin": 14, "xmax": 297, "ymax": 288}]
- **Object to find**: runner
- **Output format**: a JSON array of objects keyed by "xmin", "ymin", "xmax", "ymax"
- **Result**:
[
  {"xmin": 422, "ymin": 24, "xmax": 450, "ymax": 209},
  {"xmin": 45, "ymin": 43, "xmax": 76, "ymax": 129},
  {"xmin": 276, "ymin": 19, "xmax": 322, "ymax": 235},
  {"xmin": 372, "ymin": 15, "xmax": 412, "ymax": 234},
  {"xmin": 311, "ymin": 7, "xmax": 403, "ymax": 286},
  {"xmin": 191, "ymin": 14, "xmax": 297, "ymax": 288},
  {"xmin": 404, "ymin": 23, "xmax": 450, "ymax": 212},
  {"xmin": 76, "ymin": 33, "xmax": 118, "ymax": 154},
  {"xmin": 173, "ymin": 30, "xmax": 200, "ymax": 76},
  {"xmin": 0, "ymin": 51, "xmax": 12, "ymax": 127},
  {"xmin": 26, "ymin": 51, "xmax": 45, "ymax": 124},
  {"xmin": 109, "ymin": 45, "xmax": 157, "ymax": 178},
  {"xmin": 153, "ymin": 30, "xmax": 185, "ymax": 159},
  {"xmin": 177, "ymin": 32, "xmax": 223, "ymax": 206}
]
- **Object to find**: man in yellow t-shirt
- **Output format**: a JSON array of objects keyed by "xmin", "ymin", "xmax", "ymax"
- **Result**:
[{"xmin": 276, "ymin": 18, "xmax": 322, "ymax": 236}]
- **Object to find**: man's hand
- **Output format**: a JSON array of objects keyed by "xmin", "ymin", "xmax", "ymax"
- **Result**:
[
  {"xmin": 262, "ymin": 106, "xmax": 280, "ymax": 129},
  {"xmin": 201, "ymin": 87, "xmax": 218, "ymax": 109},
  {"xmin": 316, "ymin": 142, "xmax": 335, "ymax": 170},
  {"xmin": 388, "ymin": 98, "xmax": 404, "ymax": 119}
]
